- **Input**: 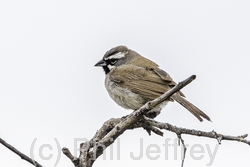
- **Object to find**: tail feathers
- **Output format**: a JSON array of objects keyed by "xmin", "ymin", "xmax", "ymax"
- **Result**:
[{"xmin": 172, "ymin": 94, "xmax": 211, "ymax": 122}]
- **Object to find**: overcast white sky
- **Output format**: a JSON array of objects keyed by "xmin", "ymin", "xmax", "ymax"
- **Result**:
[{"xmin": 1, "ymin": 0, "xmax": 250, "ymax": 167}]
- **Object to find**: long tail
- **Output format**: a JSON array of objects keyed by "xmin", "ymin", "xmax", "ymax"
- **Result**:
[{"xmin": 171, "ymin": 94, "xmax": 211, "ymax": 122}]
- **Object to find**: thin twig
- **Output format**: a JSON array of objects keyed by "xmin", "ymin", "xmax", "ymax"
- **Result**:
[
  {"xmin": 0, "ymin": 138, "xmax": 43, "ymax": 167},
  {"xmin": 177, "ymin": 134, "xmax": 187, "ymax": 167},
  {"xmin": 62, "ymin": 147, "xmax": 79, "ymax": 166},
  {"xmin": 144, "ymin": 118, "xmax": 250, "ymax": 146}
]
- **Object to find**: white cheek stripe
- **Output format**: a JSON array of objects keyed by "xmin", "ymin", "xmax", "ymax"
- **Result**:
[
  {"xmin": 107, "ymin": 64, "xmax": 115, "ymax": 70},
  {"xmin": 104, "ymin": 52, "xmax": 125, "ymax": 60}
]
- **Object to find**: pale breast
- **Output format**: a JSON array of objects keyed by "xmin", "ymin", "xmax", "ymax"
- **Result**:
[
  {"xmin": 105, "ymin": 74, "xmax": 146, "ymax": 110},
  {"xmin": 104, "ymin": 73, "xmax": 169, "ymax": 118}
]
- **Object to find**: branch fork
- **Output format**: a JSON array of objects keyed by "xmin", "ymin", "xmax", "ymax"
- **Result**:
[
  {"xmin": 2, "ymin": 75, "xmax": 249, "ymax": 167},
  {"xmin": 59, "ymin": 75, "xmax": 250, "ymax": 167}
]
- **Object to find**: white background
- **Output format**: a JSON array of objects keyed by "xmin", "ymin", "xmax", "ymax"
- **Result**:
[{"xmin": 0, "ymin": 0, "xmax": 250, "ymax": 167}]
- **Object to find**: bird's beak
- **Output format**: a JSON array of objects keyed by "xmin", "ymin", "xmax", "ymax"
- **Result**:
[{"xmin": 94, "ymin": 59, "xmax": 107, "ymax": 67}]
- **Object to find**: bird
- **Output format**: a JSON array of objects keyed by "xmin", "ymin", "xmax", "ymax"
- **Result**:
[{"xmin": 94, "ymin": 45, "xmax": 211, "ymax": 121}]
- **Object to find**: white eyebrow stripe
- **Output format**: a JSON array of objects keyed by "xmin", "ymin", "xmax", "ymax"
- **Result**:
[{"xmin": 104, "ymin": 52, "xmax": 125, "ymax": 60}]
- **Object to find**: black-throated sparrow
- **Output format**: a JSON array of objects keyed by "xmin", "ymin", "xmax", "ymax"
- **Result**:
[{"xmin": 95, "ymin": 46, "xmax": 211, "ymax": 121}]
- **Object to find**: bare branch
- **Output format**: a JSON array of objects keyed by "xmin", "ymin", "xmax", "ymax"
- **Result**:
[
  {"xmin": 0, "ymin": 138, "xmax": 43, "ymax": 167},
  {"xmin": 62, "ymin": 147, "xmax": 79, "ymax": 166},
  {"xmin": 144, "ymin": 118, "xmax": 250, "ymax": 146},
  {"xmin": 63, "ymin": 75, "xmax": 197, "ymax": 167},
  {"xmin": 177, "ymin": 134, "xmax": 187, "ymax": 167},
  {"xmin": 62, "ymin": 75, "xmax": 250, "ymax": 167},
  {"xmin": 134, "ymin": 75, "xmax": 196, "ymax": 116}
]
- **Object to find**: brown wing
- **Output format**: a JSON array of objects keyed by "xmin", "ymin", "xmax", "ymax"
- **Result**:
[
  {"xmin": 153, "ymin": 68, "xmax": 185, "ymax": 97},
  {"xmin": 153, "ymin": 68, "xmax": 174, "ymax": 82},
  {"xmin": 109, "ymin": 65, "xmax": 177, "ymax": 101}
]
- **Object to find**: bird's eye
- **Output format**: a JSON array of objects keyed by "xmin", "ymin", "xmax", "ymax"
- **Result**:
[{"xmin": 110, "ymin": 59, "xmax": 117, "ymax": 65}]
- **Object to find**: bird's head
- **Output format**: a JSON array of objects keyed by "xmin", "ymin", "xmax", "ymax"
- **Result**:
[{"xmin": 94, "ymin": 46, "xmax": 132, "ymax": 74}]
